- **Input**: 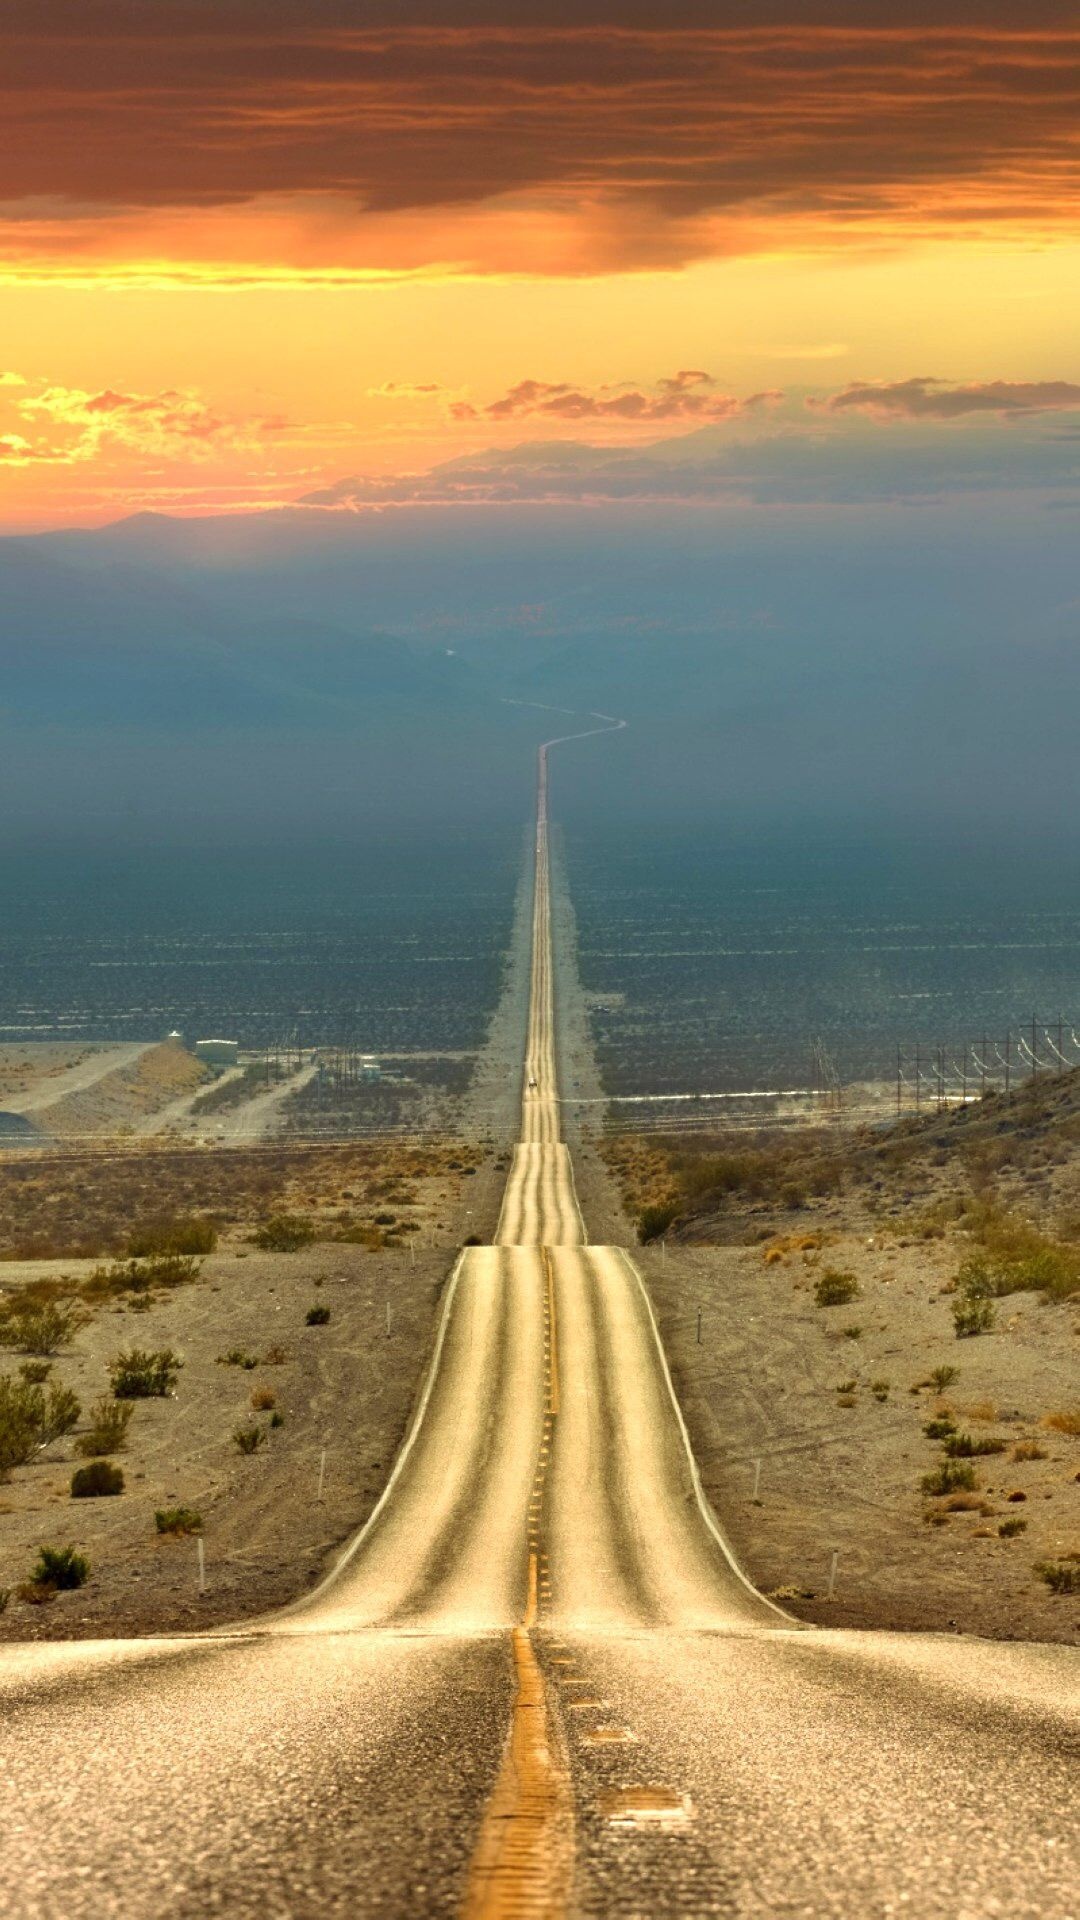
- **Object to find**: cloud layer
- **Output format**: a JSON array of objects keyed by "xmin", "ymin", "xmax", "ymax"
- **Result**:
[
  {"xmin": 451, "ymin": 372, "xmax": 780, "ymax": 424},
  {"xmin": 2, "ymin": 8, "xmax": 1078, "ymax": 275},
  {"xmin": 815, "ymin": 378, "xmax": 1080, "ymax": 419}
]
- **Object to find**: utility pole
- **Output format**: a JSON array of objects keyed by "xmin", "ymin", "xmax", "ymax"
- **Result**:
[
  {"xmin": 914, "ymin": 1042, "xmax": 921, "ymax": 1113},
  {"xmin": 981, "ymin": 1034, "xmax": 987, "ymax": 1099},
  {"xmin": 1031, "ymin": 1012, "xmax": 1038, "ymax": 1086},
  {"xmin": 961, "ymin": 1046, "xmax": 967, "ymax": 1106},
  {"xmin": 896, "ymin": 1046, "xmax": 902, "ymax": 1117},
  {"xmin": 1004, "ymin": 1029, "xmax": 1011, "ymax": 1100}
]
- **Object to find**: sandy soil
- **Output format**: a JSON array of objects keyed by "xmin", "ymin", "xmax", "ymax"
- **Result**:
[
  {"xmin": 643, "ymin": 1234, "xmax": 1080, "ymax": 1646},
  {"xmin": 0, "ymin": 1243, "xmax": 452, "ymax": 1640},
  {"xmin": 30, "ymin": 1044, "xmax": 207, "ymax": 1138},
  {"xmin": 0, "ymin": 1043, "xmax": 148, "ymax": 1112}
]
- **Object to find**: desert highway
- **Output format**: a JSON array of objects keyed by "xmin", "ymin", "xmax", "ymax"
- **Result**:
[{"xmin": 2, "ymin": 723, "xmax": 1078, "ymax": 1919}]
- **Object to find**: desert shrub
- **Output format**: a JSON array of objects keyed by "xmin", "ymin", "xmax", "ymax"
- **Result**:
[
  {"xmin": 76, "ymin": 1397, "xmax": 134, "ymax": 1457},
  {"xmin": 930, "ymin": 1365, "xmax": 959, "ymax": 1391},
  {"xmin": 253, "ymin": 1214, "xmax": 315, "ymax": 1252},
  {"xmin": 998, "ymin": 1518, "xmax": 1028, "ymax": 1538},
  {"xmin": 0, "ymin": 1377, "xmax": 47, "ymax": 1479},
  {"xmin": 842, "ymin": 1325, "xmax": 862, "ymax": 1341},
  {"xmin": 0, "ymin": 1587, "xmax": 9, "ymax": 1612},
  {"xmin": 31, "ymin": 1543, "xmax": 89, "ymax": 1591},
  {"xmin": 814, "ymin": 1269, "xmax": 859, "ymax": 1308},
  {"xmin": 870, "ymin": 1379, "xmax": 890, "ymax": 1401},
  {"xmin": 155, "ymin": 1506, "xmax": 202, "ymax": 1535},
  {"xmin": 958, "ymin": 1208, "xmax": 1080, "ymax": 1302},
  {"xmin": 18, "ymin": 1361, "xmax": 51, "ymax": 1385},
  {"xmin": 953, "ymin": 1295, "xmax": 995, "ymax": 1338},
  {"xmin": 127, "ymin": 1216, "xmax": 216, "ymax": 1257},
  {"xmin": 1034, "ymin": 1560, "xmax": 1079, "ymax": 1594},
  {"xmin": 943, "ymin": 1431, "xmax": 1005, "ymax": 1458},
  {"xmin": 1012, "ymin": 1439, "xmax": 1047, "ymax": 1461},
  {"xmin": 1043, "ymin": 1408, "xmax": 1080, "ymax": 1436},
  {"xmin": 269, "ymin": 1410, "xmax": 284, "ymax": 1428},
  {"xmin": 109, "ymin": 1347, "xmax": 181, "ymax": 1398},
  {"xmin": 1, "ymin": 1302, "xmax": 76, "ymax": 1355},
  {"xmin": 921, "ymin": 1460, "xmax": 978, "ymax": 1496},
  {"xmin": 305, "ymin": 1305, "xmax": 331, "ymax": 1326},
  {"xmin": 218, "ymin": 1348, "xmax": 258, "ymax": 1369},
  {"xmin": 924, "ymin": 1416, "xmax": 958, "ymax": 1441},
  {"xmin": 250, "ymin": 1386, "xmax": 276, "ymax": 1411},
  {"xmin": 637, "ymin": 1202, "xmax": 678, "ymax": 1244},
  {"xmin": 262, "ymin": 1345, "xmax": 288, "ymax": 1365},
  {"xmin": 83, "ymin": 1254, "xmax": 201, "ymax": 1303},
  {"xmin": 71, "ymin": 1460, "xmax": 124, "ymax": 1498},
  {"xmin": 233, "ymin": 1424, "xmax": 264, "ymax": 1454},
  {"xmin": 39, "ymin": 1386, "xmax": 80, "ymax": 1444}
]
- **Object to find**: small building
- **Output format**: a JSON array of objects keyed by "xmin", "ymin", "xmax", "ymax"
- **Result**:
[{"xmin": 195, "ymin": 1038, "xmax": 239, "ymax": 1070}]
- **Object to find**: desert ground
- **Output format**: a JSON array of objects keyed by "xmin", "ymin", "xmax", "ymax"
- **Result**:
[{"xmin": 2, "ymin": 853, "xmax": 1077, "ymax": 1646}]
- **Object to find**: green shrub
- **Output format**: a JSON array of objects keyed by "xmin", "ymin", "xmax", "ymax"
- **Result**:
[
  {"xmin": 155, "ymin": 1506, "xmax": 202, "ymax": 1535},
  {"xmin": 1034, "ymin": 1560, "xmax": 1079, "ymax": 1594},
  {"xmin": 254, "ymin": 1214, "xmax": 315, "ymax": 1252},
  {"xmin": 923, "ymin": 1416, "xmax": 958, "ymax": 1441},
  {"xmin": 18, "ymin": 1360, "xmax": 51, "ymax": 1385},
  {"xmin": 217, "ymin": 1348, "xmax": 258, "ymax": 1369},
  {"xmin": 71, "ymin": 1460, "xmax": 124, "ymax": 1498},
  {"xmin": 953, "ymin": 1295, "xmax": 995, "ymax": 1338},
  {"xmin": 32, "ymin": 1544, "xmax": 89, "ymax": 1591},
  {"xmin": 870, "ymin": 1379, "xmax": 890, "ymax": 1401},
  {"xmin": 841, "ymin": 1324, "xmax": 862, "ymax": 1341},
  {"xmin": 76, "ymin": 1397, "xmax": 134, "ymax": 1457},
  {"xmin": 930, "ymin": 1365, "xmax": 959, "ymax": 1391},
  {"xmin": 233, "ymin": 1424, "xmax": 264, "ymax": 1454},
  {"xmin": 1, "ymin": 1302, "xmax": 76, "ymax": 1355},
  {"xmin": 305, "ymin": 1305, "xmax": 331, "ymax": 1326},
  {"xmin": 269, "ymin": 1410, "xmax": 284, "ymax": 1429},
  {"xmin": 921, "ymin": 1460, "xmax": 978, "ymax": 1496},
  {"xmin": 943, "ymin": 1431, "xmax": 1006, "ymax": 1458},
  {"xmin": 127, "ymin": 1217, "xmax": 217, "ymax": 1258},
  {"xmin": 637, "ymin": 1202, "xmax": 678, "ymax": 1244},
  {"xmin": 109, "ymin": 1347, "xmax": 182, "ymax": 1398},
  {"xmin": 814, "ymin": 1269, "xmax": 859, "ymax": 1308},
  {"xmin": 998, "ymin": 1517, "xmax": 1027, "ymax": 1539}
]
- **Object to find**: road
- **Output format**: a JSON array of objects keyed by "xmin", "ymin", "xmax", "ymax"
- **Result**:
[{"xmin": 3, "ymin": 720, "xmax": 1078, "ymax": 1919}]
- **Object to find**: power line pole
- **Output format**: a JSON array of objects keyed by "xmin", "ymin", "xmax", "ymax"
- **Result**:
[{"xmin": 1004, "ymin": 1029, "xmax": 1011, "ymax": 1100}]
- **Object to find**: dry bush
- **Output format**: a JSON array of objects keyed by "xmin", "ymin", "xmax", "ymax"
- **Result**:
[
  {"xmin": 250, "ymin": 1386, "xmax": 276, "ymax": 1411},
  {"xmin": 1042, "ymin": 1408, "xmax": 1080, "ymax": 1436}
]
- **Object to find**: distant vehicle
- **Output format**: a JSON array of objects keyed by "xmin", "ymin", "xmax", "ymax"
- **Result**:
[{"xmin": 528, "ymin": 1075, "xmax": 538, "ymax": 1089}]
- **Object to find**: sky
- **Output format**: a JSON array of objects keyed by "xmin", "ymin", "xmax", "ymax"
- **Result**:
[{"xmin": 1, "ymin": 0, "xmax": 1079, "ymax": 528}]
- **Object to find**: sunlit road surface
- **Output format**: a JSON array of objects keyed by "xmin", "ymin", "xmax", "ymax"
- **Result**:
[{"xmin": 3, "ymin": 716, "xmax": 1078, "ymax": 1919}]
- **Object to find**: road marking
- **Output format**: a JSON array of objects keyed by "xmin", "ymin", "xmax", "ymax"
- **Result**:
[
  {"xmin": 597, "ymin": 1788, "xmax": 695, "ymax": 1831},
  {"xmin": 461, "ymin": 1611, "xmax": 573, "ymax": 1920},
  {"xmin": 542, "ymin": 1247, "xmax": 560, "ymax": 1416}
]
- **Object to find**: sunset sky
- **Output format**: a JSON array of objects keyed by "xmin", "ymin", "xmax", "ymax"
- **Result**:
[{"xmin": 2, "ymin": 1, "xmax": 1079, "ymax": 527}]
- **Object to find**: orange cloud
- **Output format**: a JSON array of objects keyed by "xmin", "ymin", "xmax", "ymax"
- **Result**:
[
  {"xmin": 0, "ymin": 11, "xmax": 1077, "ymax": 279},
  {"xmin": 451, "ymin": 372, "xmax": 781, "ymax": 423}
]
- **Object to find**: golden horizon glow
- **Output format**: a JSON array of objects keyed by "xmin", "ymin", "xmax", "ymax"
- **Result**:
[{"xmin": 1, "ymin": 7, "xmax": 1078, "ymax": 527}]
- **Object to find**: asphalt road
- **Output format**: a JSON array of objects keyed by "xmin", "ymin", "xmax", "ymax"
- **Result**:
[{"xmin": 3, "ymin": 720, "xmax": 1078, "ymax": 1919}]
